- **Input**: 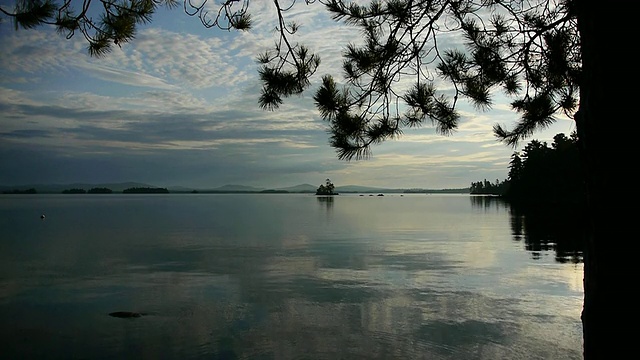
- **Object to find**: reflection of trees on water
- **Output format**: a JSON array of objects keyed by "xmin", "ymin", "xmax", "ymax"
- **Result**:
[
  {"xmin": 470, "ymin": 196, "xmax": 585, "ymax": 263},
  {"xmin": 470, "ymin": 195, "xmax": 510, "ymax": 212},
  {"xmin": 316, "ymin": 195, "xmax": 334, "ymax": 211}
]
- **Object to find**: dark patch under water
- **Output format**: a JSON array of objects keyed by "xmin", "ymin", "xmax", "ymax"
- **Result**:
[{"xmin": 108, "ymin": 311, "xmax": 147, "ymax": 318}]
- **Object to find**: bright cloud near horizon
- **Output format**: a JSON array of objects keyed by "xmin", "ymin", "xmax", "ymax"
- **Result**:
[{"xmin": 0, "ymin": 2, "xmax": 575, "ymax": 189}]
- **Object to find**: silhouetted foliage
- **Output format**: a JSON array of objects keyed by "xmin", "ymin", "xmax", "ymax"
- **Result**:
[
  {"xmin": 88, "ymin": 187, "xmax": 113, "ymax": 194},
  {"xmin": 11, "ymin": 0, "xmax": 161, "ymax": 55},
  {"xmin": 471, "ymin": 132, "xmax": 583, "ymax": 203},
  {"xmin": 122, "ymin": 187, "xmax": 169, "ymax": 194},
  {"xmin": 260, "ymin": 189, "xmax": 289, "ymax": 194},
  {"xmin": 470, "ymin": 179, "xmax": 508, "ymax": 195},
  {"xmin": 2, "ymin": 188, "xmax": 37, "ymax": 194},
  {"xmin": 504, "ymin": 132, "xmax": 584, "ymax": 204},
  {"xmin": 316, "ymin": 178, "xmax": 337, "ymax": 195},
  {"xmin": 62, "ymin": 188, "xmax": 87, "ymax": 194}
]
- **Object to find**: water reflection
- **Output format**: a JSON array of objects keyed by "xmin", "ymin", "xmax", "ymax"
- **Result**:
[
  {"xmin": 0, "ymin": 194, "xmax": 583, "ymax": 359},
  {"xmin": 470, "ymin": 195, "xmax": 585, "ymax": 263},
  {"xmin": 316, "ymin": 195, "xmax": 334, "ymax": 211}
]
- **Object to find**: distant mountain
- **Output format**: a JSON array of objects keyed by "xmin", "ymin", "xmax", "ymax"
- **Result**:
[
  {"xmin": 167, "ymin": 185, "xmax": 196, "ymax": 192},
  {"xmin": 335, "ymin": 185, "xmax": 395, "ymax": 193},
  {"xmin": 0, "ymin": 182, "xmax": 156, "ymax": 193},
  {"xmin": 1, "ymin": 182, "xmax": 469, "ymax": 194},
  {"xmin": 208, "ymin": 184, "xmax": 266, "ymax": 192},
  {"xmin": 274, "ymin": 184, "xmax": 317, "ymax": 193}
]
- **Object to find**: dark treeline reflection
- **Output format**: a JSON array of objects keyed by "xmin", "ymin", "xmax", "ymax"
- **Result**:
[
  {"xmin": 471, "ymin": 195, "xmax": 585, "ymax": 263},
  {"xmin": 316, "ymin": 195, "xmax": 335, "ymax": 210}
]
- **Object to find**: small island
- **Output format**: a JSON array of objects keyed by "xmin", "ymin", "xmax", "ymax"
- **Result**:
[
  {"xmin": 122, "ymin": 187, "xmax": 169, "ymax": 194},
  {"xmin": 2, "ymin": 188, "xmax": 37, "ymax": 194},
  {"xmin": 62, "ymin": 188, "xmax": 87, "ymax": 194},
  {"xmin": 60, "ymin": 187, "xmax": 113, "ymax": 194},
  {"xmin": 88, "ymin": 187, "xmax": 112, "ymax": 194},
  {"xmin": 315, "ymin": 179, "xmax": 338, "ymax": 196}
]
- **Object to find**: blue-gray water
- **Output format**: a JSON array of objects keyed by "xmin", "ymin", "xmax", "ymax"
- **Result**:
[{"xmin": 0, "ymin": 194, "xmax": 584, "ymax": 359}]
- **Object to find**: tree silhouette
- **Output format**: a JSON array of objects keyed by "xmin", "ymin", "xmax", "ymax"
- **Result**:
[
  {"xmin": 62, "ymin": 188, "xmax": 87, "ymax": 194},
  {"xmin": 1, "ymin": 1, "xmax": 629, "ymax": 357},
  {"xmin": 88, "ymin": 187, "xmax": 113, "ymax": 194},
  {"xmin": 316, "ymin": 178, "xmax": 336, "ymax": 195},
  {"xmin": 469, "ymin": 178, "xmax": 507, "ymax": 195},
  {"xmin": 501, "ymin": 132, "xmax": 584, "ymax": 203},
  {"xmin": 508, "ymin": 152, "xmax": 523, "ymax": 184}
]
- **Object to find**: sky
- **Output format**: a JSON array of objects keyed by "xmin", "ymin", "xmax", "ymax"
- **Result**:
[{"xmin": 0, "ymin": 1, "xmax": 576, "ymax": 190}]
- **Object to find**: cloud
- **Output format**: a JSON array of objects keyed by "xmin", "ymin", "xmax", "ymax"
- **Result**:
[
  {"xmin": 0, "ymin": 4, "xmax": 575, "ymax": 189},
  {"xmin": 0, "ymin": 30, "xmax": 73, "ymax": 74},
  {"xmin": 74, "ymin": 64, "xmax": 177, "ymax": 90}
]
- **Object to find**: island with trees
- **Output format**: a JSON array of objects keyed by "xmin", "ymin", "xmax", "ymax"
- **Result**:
[
  {"xmin": 122, "ymin": 187, "xmax": 169, "ymax": 194},
  {"xmin": 61, "ymin": 187, "xmax": 113, "ymax": 194},
  {"xmin": 315, "ymin": 179, "xmax": 337, "ymax": 196},
  {"xmin": 88, "ymin": 187, "xmax": 112, "ymax": 194},
  {"xmin": 62, "ymin": 188, "xmax": 87, "ymax": 194},
  {"xmin": 2, "ymin": 188, "xmax": 37, "ymax": 194}
]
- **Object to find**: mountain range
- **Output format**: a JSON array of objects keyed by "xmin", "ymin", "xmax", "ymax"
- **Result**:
[{"xmin": 0, "ymin": 182, "xmax": 469, "ymax": 194}]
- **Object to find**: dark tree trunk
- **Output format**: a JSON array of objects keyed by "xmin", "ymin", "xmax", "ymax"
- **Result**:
[{"xmin": 576, "ymin": 1, "xmax": 630, "ymax": 358}]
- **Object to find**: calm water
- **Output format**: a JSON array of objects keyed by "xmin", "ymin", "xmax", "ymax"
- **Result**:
[{"xmin": 0, "ymin": 194, "xmax": 584, "ymax": 359}]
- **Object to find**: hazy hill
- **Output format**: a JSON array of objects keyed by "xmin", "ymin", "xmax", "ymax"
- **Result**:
[
  {"xmin": 1, "ymin": 182, "xmax": 469, "ymax": 194},
  {"xmin": 0, "ymin": 182, "xmax": 155, "ymax": 193},
  {"xmin": 208, "ymin": 184, "xmax": 266, "ymax": 192},
  {"xmin": 167, "ymin": 185, "xmax": 196, "ymax": 192},
  {"xmin": 274, "ymin": 184, "xmax": 317, "ymax": 192},
  {"xmin": 335, "ymin": 185, "xmax": 393, "ymax": 193}
]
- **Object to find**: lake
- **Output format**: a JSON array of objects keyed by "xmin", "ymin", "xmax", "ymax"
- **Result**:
[{"xmin": 0, "ymin": 193, "xmax": 584, "ymax": 359}]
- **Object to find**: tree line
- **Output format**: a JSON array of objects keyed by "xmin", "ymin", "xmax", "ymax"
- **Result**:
[
  {"xmin": 62, "ymin": 187, "xmax": 113, "ymax": 194},
  {"xmin": 471, "ymin": 132, "xmax": 584, "ymax": 204},
  {"xmin": 122, "ymin": 187, "xmax": 169, "ymax": 194},
  {"xmin": 2, "ymin": 188, "xmax": 37, "ymax": 194}
]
